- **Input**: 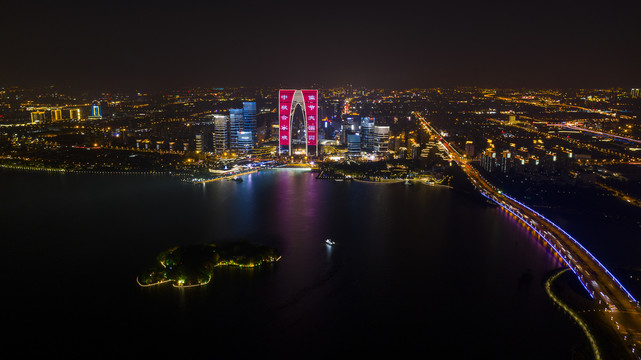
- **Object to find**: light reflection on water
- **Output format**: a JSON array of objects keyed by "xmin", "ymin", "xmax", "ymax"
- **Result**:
[{"xmin": 0, "ymin": 169, "xmax": 587, "ymax": 358}]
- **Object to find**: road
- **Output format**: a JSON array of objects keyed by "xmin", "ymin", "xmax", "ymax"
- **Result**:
[
  {"xmin": 414, "ymin": 111, "xmax": 641, "ymax": 358},
  {"xmin": 551, "ymin": 124, "xmax": 641, "ymax": 146}
]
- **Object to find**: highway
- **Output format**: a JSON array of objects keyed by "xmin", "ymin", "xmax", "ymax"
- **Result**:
[
  {"xmin": 414, "ymin": 111, "xmax": 641, "ymax": 358},
  {"xmin": 551, "ymin": 123, "xmax": 641, "ymax": 146}
]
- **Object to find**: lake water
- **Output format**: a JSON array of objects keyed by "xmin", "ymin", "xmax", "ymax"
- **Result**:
[{"xmin": 0, "ymin": 168, "xmax": 591, "ymax": 358}]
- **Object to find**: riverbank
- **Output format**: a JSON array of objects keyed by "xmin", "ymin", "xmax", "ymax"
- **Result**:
[{"xmin": 352, "ymin": 178, "xmax": 404, "ymax": 184}]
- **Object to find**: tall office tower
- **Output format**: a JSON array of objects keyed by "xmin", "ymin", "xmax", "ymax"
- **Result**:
[
  {"xmin": 69, "ymin": 108, "xmax": 81, "ymax": 120},
  {"xmin": 347, "ymin": 134, "xmax": 361, "ymax": 155},
  {"xmin": 88, "ymin": 101, "xmax": 102, "ymax": 120},
  {"xmin": 213, "ymin": 114, "xmax": 229, "ymax": 153},
  {"xmin": 229, "ymin": 108, "xmax": 244, "ymax": 151},
  {"xmin": 632, "ymin": 88, "xmax": 640, "ymax": 99},
  {"xmin": 411, "ymin": 142, "xmax": 422, "ymax": 159},
  {"xmin": 271, "ymin": 124, "xmax": 280, "ymax": 140},
  {"xmin": 465, "ymin": 141, "xmax": 475, "ymax": 158},
  {"xmin": 480, "ymin": 149, "xmax": 497, "ymax": 172},
  {"xmin": 51, "ymin": 109, "xmax": 63, "ymax": 121},
  {"xmin": 195, "ymin": 134, "xmax": 203, "ymax": 153},
  {"xmin": 243, "ymin": 101, "xmax": 257, "ymax": 146},
  {"xmin": 373, "ymin": 125, "xmax": 390, "ymax": 153},
  {"xmin": 30, "ymin": 111, "xmax": 45, "ymax": 123},
  {"xmin": 360, "ymin": 117, "xmax": 375, "ymax": 151},
  {"xmin": 237, "ymin": 131, "xmax": 253, "ymax": 151}
]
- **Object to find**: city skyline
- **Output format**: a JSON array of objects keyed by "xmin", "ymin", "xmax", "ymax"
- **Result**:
[
  {"xmin": 2, "ymin": 82, "xmax": 641, "ymax": 358},
  {"xmin": 2, "ymin": 1, "xmax": 640, "ymax": 91},
  {"xmin": 3, "ymin": 2, "xmax": 641, "ymax": 356}
]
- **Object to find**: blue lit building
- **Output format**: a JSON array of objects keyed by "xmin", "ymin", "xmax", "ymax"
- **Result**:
[
  {"xmin": 347, "ymin": 134, "xmax": 361, "ymax": 156},
  {"xmin": 242, "ymin": 101, "xmax": 257, "ymax": 146},
  {"xmin": 229, "ymin": 108, "xmax": 244, "ymax": 151},
  {"xmin": 238, "ymin": 131, "xmax": 253, "ymax": 151},
  {"xmin": 360, "ymin": 117, "xmax": 375, "ymax": 151},
  {"xmin": 88, "ymin": 101, "xmax": 102, "ymax": 120}
]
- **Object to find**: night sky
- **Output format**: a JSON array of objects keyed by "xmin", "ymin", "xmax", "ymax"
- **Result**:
[{"xmin": 2, "ymin": 1, "xmax": 640, "ymax": 90}]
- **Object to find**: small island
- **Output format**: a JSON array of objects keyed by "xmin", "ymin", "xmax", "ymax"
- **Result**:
[{"xmin": 136, "ymin": 241, "xmax": 281, "ymax": 288}]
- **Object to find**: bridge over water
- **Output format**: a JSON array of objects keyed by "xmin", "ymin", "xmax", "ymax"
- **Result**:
[{"xmin": 414, "ymin": 111, "xmax": 641, "ymax": 358}]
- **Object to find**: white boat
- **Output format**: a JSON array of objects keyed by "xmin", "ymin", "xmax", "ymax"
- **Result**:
[{"xmin": 325, "ymin": 238, "xmax": 335, "ymax": 246}]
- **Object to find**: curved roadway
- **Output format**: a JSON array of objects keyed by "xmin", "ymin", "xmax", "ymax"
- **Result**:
[{"xmin": 414, "ymin": 111, "xmax": 641, "ymax": 358}]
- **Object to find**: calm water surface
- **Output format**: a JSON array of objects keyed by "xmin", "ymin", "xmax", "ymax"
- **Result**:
[{"xmin": 0, "ymin": 169, "xmax": 589, "ymax": 358}]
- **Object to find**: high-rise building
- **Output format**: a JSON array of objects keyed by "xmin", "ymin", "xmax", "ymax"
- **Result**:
[
  {"xmin": 465, "ymin": 141, "xmax": 475, "ymax": 158},
  {"xmin": 51, "ymin": 109, "xmax": 63, "ymax": 121},
  {"xmin": 213, "ymin": 114, "xmax": 229, "ymax": 153},
  {"xmin": 271, "ymin": 124, "xmax": 280, "ymax": 141},
  {"xmin": 238, "ymin": 131, "xmax": 253, "ymax": 151},
  {"xmin": 480, "ymin": 149, "xmax": 497, "ymax": 172},
  {"xmin": 500, "ymin": 150, "xmax": 512, "ymax": 173},
  {"xmin": 278, "ymin": 89, "xmax": 319, "ymax": 156},
  {"xmin": 88, "ymin": 101, "xmax": 102, "ymax": 120},
  {"xmin": 243, "ymin": 101, "xmax": 257, "ymax": 146},
  {"xmin": 229, "ymin": 108, "xmax": 244, "ymax": 151},
  {"xmin": 411, "ymin": 142, "xmax": 421, "ymax": 159},
  {"xmin": 373, "ymin": 126, "xmax": 390, "ymax": 153},
  {"xmin": 195, "ymin": 134, "xmax": 204, "ymax": 153},
  {"xmin": 360, "ymin": 117, "xmax": 375, "ymax": 151},
  {"xmin": 69, "ymin": 108, "xmax": 81, "ymax": 120},
  {"xmin": 347, "ymin": 134, "xmax": 361, "ymax": 155},
  {"xmin": 30, "ymin": 111, "xmax": 45, "ymax": 123},
  {"xmin": 632, "ymin": 88, "xmax": 640, "ymax": 99}
]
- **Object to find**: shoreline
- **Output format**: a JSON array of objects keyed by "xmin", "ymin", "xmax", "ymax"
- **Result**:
[
  {"xmin": 0, "ymin": 163, "xmax": 171, "ymax": 176},
  {"xmin": 545, "ymin": 268, "xmax": 602, "ymax": 360},
  {"xmin": 351, "ymin": 178, "xmax": 404, "ymax": 184},
  {"xmin": 546, "ymin": 268, "xmax": 633, "ymax": 360}
]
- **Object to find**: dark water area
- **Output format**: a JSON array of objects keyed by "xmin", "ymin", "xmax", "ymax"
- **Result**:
[{"xmin": 0, "ymin": 169, "xmax": 593, "ymax": 358}]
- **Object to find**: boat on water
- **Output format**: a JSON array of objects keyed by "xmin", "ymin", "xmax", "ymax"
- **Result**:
[
  {"xmin": 325, "ymin": 238, "xmax": 336, "ymax": 246},
  {"xmin": 231, "ymin": 177, "xmax": 243, "ymax": 182}
]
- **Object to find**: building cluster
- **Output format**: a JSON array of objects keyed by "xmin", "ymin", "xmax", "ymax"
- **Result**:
[
  {"xmin": 131, "ymin": 102, "xmax": 258, "ymax": 155},
  {"xmin": 209, "ymin": 101, "xmax": 257, "ymax": 154},
  {"xmin": 29, "ymin": 101, "xmax": 101, "ymax": 122},
  {"xmin": 479, "ymin": 141, "xmax": 577, "ymax": 178},
  {"xmin": 339, "ymin": 117, "xmax": 390, "ymax": 156}
]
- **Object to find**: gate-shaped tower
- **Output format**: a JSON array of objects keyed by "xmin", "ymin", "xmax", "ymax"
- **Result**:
[{"xmin": 279, "ymin": 89, "xmax": 318, "ymax": 156}]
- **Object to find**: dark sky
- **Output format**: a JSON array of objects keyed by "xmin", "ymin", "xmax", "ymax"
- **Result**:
[{"xmin": 2, "ymin": 0, "xmax": 640, "ymax": 90}]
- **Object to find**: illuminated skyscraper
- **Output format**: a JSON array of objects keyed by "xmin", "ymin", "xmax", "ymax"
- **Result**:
[
  {"xmin": 632, "ymin": 88, "xmax": 640, "ymax": 99},
  {"xmin": 69, "ymin": 108, "xmax": 81, "ymax": 120},
  {"xmin": 373, "ymin": 125, "xmax": 390, "ymax": 153},
  {"xmin": 30, "ymin": 111, "xmax": 45, "ymax": 123},
  {"xmin": 213, "ymin": 114, "xmax": 229, "ymax": 153},
  {"xmin": 278, "ymin": 89, "xmax": 318, "ymax": 156},
  {"xmin": 465, "ymin": 141, "xmax": 475, "ymax": 158},
  {"xmin": 347, "ymin": 134, "xmax": 361, "ymax": 156},
  {"xmin": 51, "ymin": 109, "xmax": 62, "ymax": 121},
  {"xmin": 238, "ymin": 131, "xmax": 253, "ymax": 151},
  {"xmin": 360, "ymin": 117, "xmax": 375, "ymax": 151},
  {"xmin": 243, "ymin": 101, "xmax": 257, "ymax": 146},
  {"xmin": 229, "ymin": 108, "xmax": 244, "ymax": 151},
  {"xmin": 88, "ymin": 101, "xmax": 102, "ymax": 120},
  {"xmin": 195, "ymin": 134, "xmax": 203, "ymax": 153}
]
